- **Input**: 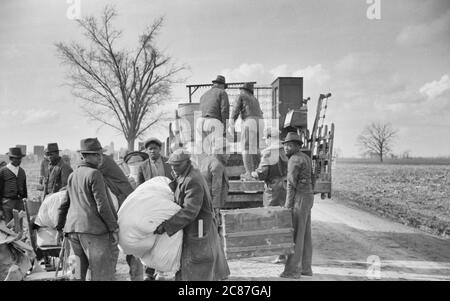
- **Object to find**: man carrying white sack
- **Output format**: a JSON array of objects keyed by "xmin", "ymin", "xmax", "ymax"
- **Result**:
[{"xmin": 153, "ymin": 149, "xmax": 230, "ymax": 281}]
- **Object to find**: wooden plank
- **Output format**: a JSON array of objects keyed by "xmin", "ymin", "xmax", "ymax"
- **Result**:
[
  {"xmin": 221, "ymin": 201, "xmax": 263, "ymax": 209},
  {"xmin": 226, "ymin": 244, "xmax": 295, "ymax": 260},
  {"xmin": 226, "ymin": 193, "xmax": 263, "ymax": 203},
  {"xmin": 228, "ymin": 180, "xmax": 265, "ymax": 192},
  {"xmin": 222, "ymin": 207, "xmax": 292, "ymax": 234},
  {"xmin": 225, "ymin": 228, "xmax": 292, "ymax": 238},
  {"xmin": 225, "ymin": 231, "xmax": 294, "ymax": 249}
]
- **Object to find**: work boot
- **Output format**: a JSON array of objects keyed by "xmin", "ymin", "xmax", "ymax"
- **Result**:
[
  {"xmin": 240, "ymin": 173, "xmax": 255, "ymax": 181},
  {"xmin": 279, "ymin": 271, "xmax": 301, "ymax": 279},
  {"xmin": 272, "ymin": 255, "xmax": 287, "ymax": 264},
  {"xmin": 301, "ymin": 270, "xmax": 313, "ymax": 277},
  {"xmin": 242, "ymin": 153, "xmax": 255, "ymax": 179}
]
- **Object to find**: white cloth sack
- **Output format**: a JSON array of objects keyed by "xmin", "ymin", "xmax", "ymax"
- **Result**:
[
  {"xmin": 36, "ymin": 228, "xmax": 59, "ymax": 247},
  {"xmin": 34, "ymin": 190, "xmax": 68, "ymax": 228},
  {"xmin": 118, "ymin": 176, "xmax": 183, "ymax": 273}
]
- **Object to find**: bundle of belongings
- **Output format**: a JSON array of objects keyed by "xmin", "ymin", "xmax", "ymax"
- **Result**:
[
  {"xmin": 118, "ymin": 176, "xmax": 183, "ymax": 273},
  {"xmin": 34, "ymin": 190, "xmax": 67, "ymax": 247},
  {"xmin": 0, "ymin": 223, "xmax": 35, "ymax": 281}
]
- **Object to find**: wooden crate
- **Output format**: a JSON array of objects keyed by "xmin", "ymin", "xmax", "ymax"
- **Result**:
[
  {"xmin": 221, "ymin": 207, "xmax": 294, "ymax": 259},
  {"xmin": 228, "ymin": 180, "xmax": 265, "ymax": 193},
  {"xmin": 222, "ymin": 193, "xmax": 263, "ymax": 209}
]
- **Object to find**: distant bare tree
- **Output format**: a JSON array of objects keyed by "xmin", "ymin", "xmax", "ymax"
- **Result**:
[
  {"xmin": 56, "ymin": 6, "xmax": 185, "ymax": 151},
  {"xmin": 357, "ymin": 122, "xmax": 398, "ymax": 162}
]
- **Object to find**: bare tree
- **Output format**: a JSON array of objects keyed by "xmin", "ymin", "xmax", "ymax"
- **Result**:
[
  {"xmin": 56, "ymin": 6, "xmax": 185, "ymax": 151},
  {"xmin": 357, "ymin": 122, "xmax": 398, "ymax": 162}
]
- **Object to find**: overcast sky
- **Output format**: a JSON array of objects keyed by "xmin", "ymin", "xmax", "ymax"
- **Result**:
[{"xmin": 0, "ymin": 0, "xmax": 449, "ymax": 157}]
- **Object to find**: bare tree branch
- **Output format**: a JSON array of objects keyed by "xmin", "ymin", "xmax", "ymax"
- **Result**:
[{"xmin": 55, "ymin": 6, "xmax": 185, "ymax": 150}]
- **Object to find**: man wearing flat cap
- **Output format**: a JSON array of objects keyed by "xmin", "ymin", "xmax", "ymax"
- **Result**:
[
  {"xmin": 280, "ymin": 132, "xmax": 314, "ymax": 279},
  {"xmin": 198, "ymin": 75, "xmax": 230, "ymax": 154},
  {"xmin": 231, "ymin": 82, "xmax": 264, "ymax": 180},
  {"xmin": 136, "ymin": 137, "xmax": 173, "ymax": 280},
  {"xmin": 137, "ymin": 137, "xmax": 173, "ymax": 187},
  {"xmin": 42, "ymin": 143, "xmax": 73, "ymax": 199},
  {"xmin": 153, "ymin": 149, "xmax": 230, "ymax": 281},
  {"xmin": 56, "ymin": 138, "xmax": 118, "ymax": 281},
  {"xmin": 0, "ymin": 147, "xmax": 27, "ymax": 223}
]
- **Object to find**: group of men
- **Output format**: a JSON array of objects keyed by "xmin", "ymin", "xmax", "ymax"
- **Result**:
[
  {"xmin": 196, "ymin": 75, "xmax": 314, "ymax": 279},
  {"xmin": 0, "ymin": 74, "xmax": 315, "ymax": 281}
]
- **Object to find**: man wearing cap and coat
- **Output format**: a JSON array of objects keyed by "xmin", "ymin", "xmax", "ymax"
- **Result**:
[
  {"xmin": 56, "ymin": 138, "xmax": 119, "ymax": 281},
  {"xmin": 154, "ymin": 149, "xmax": 230, "ymax": 281},
  {"xmin": 137, "ymin": 138, "xmax": 173, "ymax": 186},
  {"xmin": 0, "ymin": 147, "xmax": 27, "ymax": 223},
  {"xmin": 280, "ymin": 132, "xmax": 314, "ymax": 279},
  {"xmin": 198, "ymin": 75, "xmax": 230, "ymax": 154},
  {"xmin": 136, "ymin": 137, "xmax": 173, "ymax": 280},
  {"xmin": 231, "ymin": 83, "xmax": 264, "ymax": 180},
  {"xmin": 42, "ymin": 143, "xmax": 73, "ymax": 199}
]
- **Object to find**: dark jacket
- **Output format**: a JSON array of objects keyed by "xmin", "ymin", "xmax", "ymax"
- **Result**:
[
  {"xmin": 137, "ymin": 156, "xmax": 173, "ymax": 186},
  {"xmin": 0, "ymin": 166, "xmax": 27, "ymax": 200},
  {"xmin": 200, "ymin": 155, "xmax": 229, "ymax": 209},
  {"xmin": 56, "ymin": 162, "xmax": 118, "ymax": 234},
  {"xmin": 164, "ymin": 164, "xmax": 230, "ymax": 281},
  {"xmin": 98, "ymin": 155, "xmax": 134, "ymax": 207},
  {"xmin": 39, "ymin": 159, "xmax": 49, "ymax": 185},
  {"xmin": 255, "ymin": 146, "xmax": 288, "ymax": 207},
  {"xmin": 285, "ymin": 151, "xmax": 314, "ymax": 209},
  {"xmin": 44, "ymin": 157, "xmax": 73, "ymax": 197},
  {"xmin": 200, "ymin": 87, "xmax": 230, "ymax": 125},
  {"xmin": 231, "ymin": 92, "xmax": 263, "ymax": 122}
]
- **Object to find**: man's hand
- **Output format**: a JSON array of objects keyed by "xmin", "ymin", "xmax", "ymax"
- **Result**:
[
  {"xmin": 111, "ymin": 230, "xmax": 119, "ymax": 245},
  {"xmin": 153, "ymin": 222, "xmax": 166, "ymax": 235},
  {"xmin": 251, "ymin": 171, "xmax": 258, "ymax": 179}
]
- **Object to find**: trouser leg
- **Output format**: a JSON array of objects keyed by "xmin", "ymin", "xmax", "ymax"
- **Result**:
[
  {"xmin": 126, "ymin": 255, "xmax": 144, "ymax": 281},
  {"xmin": 78, "ymin": 233, "xmax": 115, "ymax": 281},
  {"xmin": 301, "ymin": 213, "xmax": 313, "ymax": 274},
  {"xmin": 283, "ymin": 194, "xmax": 313, "ymax": 275},
  {"xmin": 67, "ymin": 233, "xmax": 89, "ymax": 281}
]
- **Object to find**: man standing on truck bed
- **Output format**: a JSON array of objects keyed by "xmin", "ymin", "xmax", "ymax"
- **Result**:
[
  {"xmin": 198, "ymin": 75, "xmax": 230, "ymax": 154},
  {"xmin": 281, "ymin": 132, "xmax": 314, "ymax": 279},
  {"xmin": 230, "ymin": 82, "xmax": 263, "ymax": 181}
]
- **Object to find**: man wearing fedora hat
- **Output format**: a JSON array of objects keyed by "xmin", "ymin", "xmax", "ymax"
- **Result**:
[
  {"xmin": 198, "ymin": 75, "xmax": 230, "ymax": 154},
  {"xmin": 153, "ymin": 149, "xmax": 230, "ymax": 281},
  {"xmin": 56, "ymin": 138, "xmax": 118, "ymax": 281},
  {"xmin": 0, "ymin": 147, "xmax": 27, "ymax": 223},
  {"xmin": 42, "ymin": 143, "xmax": 73, "ymax": 199},
  {"xmin": 231, "ymin": 82, "xmax": 264, "ymax": 180},
  {"xmin": 280, "ymin": 132, "xmax": 314, "ymax": 279}
]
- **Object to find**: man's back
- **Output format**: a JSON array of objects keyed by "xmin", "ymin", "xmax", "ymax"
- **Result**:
[
  {"xmin": 200, "ymin": 87, "xmax": 230, "ymax": 124},
  {"xmin": 200, "ymin": 155, "xmax": 228, "ymax": 209},
  {"xmin": 63, "ymin": 163, "xmax": 118, "ymax": 235},
  {"xmin": 231, "ymin": 92, "xmax": 263, "ymax": 121}
]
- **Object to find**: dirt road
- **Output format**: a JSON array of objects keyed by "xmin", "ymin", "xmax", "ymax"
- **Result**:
[{"xmin": 116, "ymin": 196, "xmax": 450, "ymax": 281}]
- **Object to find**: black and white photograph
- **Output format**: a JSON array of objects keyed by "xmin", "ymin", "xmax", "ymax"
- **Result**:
[{"xmin": 0, "ymin": 0, "xmax": 449, "ymax": 285}]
